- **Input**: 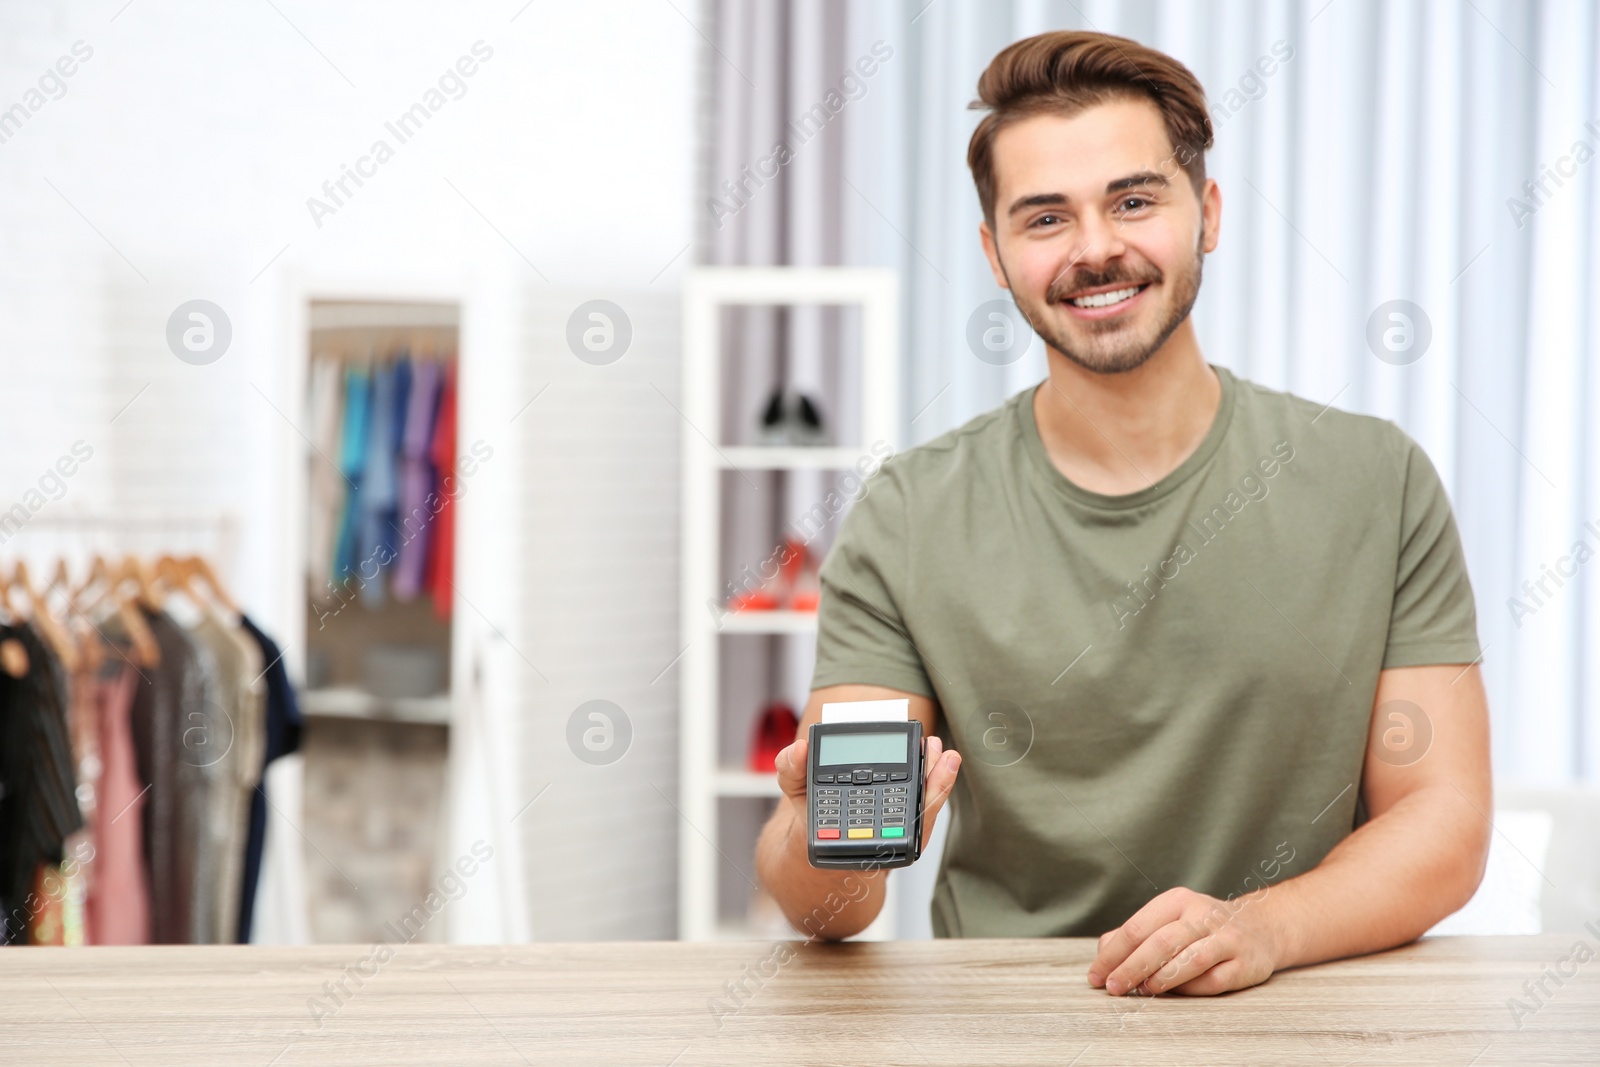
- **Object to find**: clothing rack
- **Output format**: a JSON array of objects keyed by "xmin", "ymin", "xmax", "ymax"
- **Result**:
[
  {"xmin": 0, "ymin": 511, "xmax": 240, "ymax": 581},
  {"xmin": 0, "ymin": 535, "xmax": 301, "ymax": 949},
  {"xmin": 311, "ymin": 329, "xmax": 458, "ymax": 366}
]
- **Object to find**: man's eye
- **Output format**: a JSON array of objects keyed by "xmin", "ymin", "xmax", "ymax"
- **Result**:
[
  {"xmin": 1032, "ymin": 214, "xmax": 1061, "ymax": 228},
  {"xmin": 1118, "ymin": 197, "xmax": 1150, "ymax": 212}
]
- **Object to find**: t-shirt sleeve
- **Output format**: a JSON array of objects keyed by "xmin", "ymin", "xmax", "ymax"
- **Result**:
[
  {"xmin": 809, "ymin": 463, "xmax": 936, "ymax": 697},
  {"xmin": 1382, "ymin": 427, "xmax": 1482, "ymax": 669}
]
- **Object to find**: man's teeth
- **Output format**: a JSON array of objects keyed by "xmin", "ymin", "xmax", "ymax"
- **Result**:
[{"xmin": 1070, "ymin": 285, "xmax": 1143, "ymax": 308}]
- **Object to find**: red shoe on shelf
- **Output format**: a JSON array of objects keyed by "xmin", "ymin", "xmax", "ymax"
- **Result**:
[
  {"xmin": 727, "ymin": 566, "xmax": 785, "ymax": 612},
  {"xmin": 787, "ymin": 540, "xmax": 820, "ymax": 612},
  {"xmin": 726, "ymin": 539, "xmax": 824, "ymax": 614},
  {"xmin": 750, "ymin": 701, "xmax": 799, "ymax": 772}
]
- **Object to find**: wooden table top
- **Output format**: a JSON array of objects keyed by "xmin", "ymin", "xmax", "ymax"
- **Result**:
[{"xmin": 4, "ymin": 934, "xmax": 1595, "ymax": 1065}]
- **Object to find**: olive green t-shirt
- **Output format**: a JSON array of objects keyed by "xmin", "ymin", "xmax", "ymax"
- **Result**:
[{"xmin": 811, "ymin": 364, "xmax": 1481, "ymax": 938}]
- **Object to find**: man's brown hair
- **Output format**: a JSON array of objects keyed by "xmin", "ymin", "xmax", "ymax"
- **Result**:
[{"xmin": 967, "ymin": 31, "xmax": 1213, "ymax": 226}]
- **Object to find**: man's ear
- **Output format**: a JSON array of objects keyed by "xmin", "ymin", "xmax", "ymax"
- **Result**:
[
  {"xmin": 979, "ymin": 221, "xmax": 1010, "ymax": 290},
  {"xmin": 1200, "ymin": 178, "xmax": 1222, "ymax": 255}
]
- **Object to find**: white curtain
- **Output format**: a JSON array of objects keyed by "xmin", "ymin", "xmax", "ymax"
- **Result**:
[{"xmin": 704, "ymin": 0, "xmax": 1597, "ymax": 787}]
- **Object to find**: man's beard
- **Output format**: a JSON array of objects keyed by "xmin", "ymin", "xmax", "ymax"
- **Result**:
[{"xmin": 1007, "ymin": 239, "xmax": 1204, "ymax": 375}]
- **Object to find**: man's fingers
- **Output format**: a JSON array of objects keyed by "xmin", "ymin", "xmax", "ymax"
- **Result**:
[
  {"xmin": 918, "ymin": 741, "xmax": 961, "ymax": 850},
  {"xmin": 1103, "ymin": 917, "xmax": 1203, "ymax": 997},
  {"xmin": 775, "ymin": 739, "xmax": 809, "ymax": 799},
  {"xmin": 1089, "ymin": 889, "xmax": 1191, "ymax": 988},
  {"xmin": 1141, "ymin": 934, "xmax": 1223, "ymax": 995},
  {"xmin": 1169, "ymin": 957, "xmax": 1248, "ymax": 996}
]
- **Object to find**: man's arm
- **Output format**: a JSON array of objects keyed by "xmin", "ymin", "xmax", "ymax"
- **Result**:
[
  {"xmin": 1090, "ymin": 662, "xmax": 1493, "ymax": 996},
  {"xmin": 755, "ymin": 683, "xmax": 962, "ymax": 941}
]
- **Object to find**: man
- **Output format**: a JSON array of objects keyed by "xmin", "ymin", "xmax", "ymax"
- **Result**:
[{"xmin": 754, "ymin": 30, "xmax": 1491, "ymax": 998}]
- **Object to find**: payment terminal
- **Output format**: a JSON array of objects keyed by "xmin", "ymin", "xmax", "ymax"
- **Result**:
[{"xmin": 806, "ymin": 702, "xmax": 925, "ymax": 869}]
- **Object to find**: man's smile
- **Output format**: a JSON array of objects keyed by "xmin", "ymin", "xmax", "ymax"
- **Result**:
[{"xmin": 1056, "ymin": 280, "xmax": 1152, "ymax": 319}]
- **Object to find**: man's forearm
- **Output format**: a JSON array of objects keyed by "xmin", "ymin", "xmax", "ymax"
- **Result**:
[
  {"xmin": 755, "ymin": 796, "xmax": 887, "ymax": 940},
  {"xmin": 1257, "ymin": 784, "xmax": 1492, "ymax": 970}
]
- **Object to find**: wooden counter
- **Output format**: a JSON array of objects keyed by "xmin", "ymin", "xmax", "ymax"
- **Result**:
[{"xmin": 4, "ymin": 934, "xmax": 1596, "ymax": 1064}]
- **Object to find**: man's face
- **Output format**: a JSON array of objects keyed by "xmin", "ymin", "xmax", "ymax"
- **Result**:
[{"xmin": 979, "ymin": 97, "xmax": 1221, "ymax": 374}]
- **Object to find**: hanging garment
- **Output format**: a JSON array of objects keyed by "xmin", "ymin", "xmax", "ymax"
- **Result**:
[
  {"xmin": 127, "ymin": 610, "xmax": 220, "ymax": 945},
  {"xmin": 391, "ymin": 355, "xmax": 412, "ymax": 457},
  {"xmin": 382, "ymin": 355, "xmax": 412, "ymax": 590},
  {"xmin": 27, "ymin": 840, "xmax": 88, "ymax": 945},
  {"xmin": 425, "ymin": 364, "xmax": 458, "ymax": 618},
  {"xmin": 187, "ymin": 615, "xmax": 265, "ymax": 944},
  {"xmin": 332, "ymin": 364, "xmax": 373, "ymax": 587},
  {"xmin": 235, "ymin": 615, "xmax": 302, "ymax": 944},
  {"xmin": 393, "ymin": 359, "xmax": 441, "ymax": 601},
  {"xmin": 62, "ymin": 660, "xmax": 102, "ymax": 946},
  {"xmin": 26, "ymin": 862, "xmax": 75, "ymax": 945},
  {"xmin": 0, "ymin": 624, "xmax": 83, "ymax": 945},
  {"xmin": 307, "ymin": 358, "xmax": 347, "ymax": 598},
  {"xmin": 87, "ymin": 662, "xmax": 148, "ymax": 945},
  {"xmin": 358, "ymin": 360, "xmax": 401, "ymax": 607}
]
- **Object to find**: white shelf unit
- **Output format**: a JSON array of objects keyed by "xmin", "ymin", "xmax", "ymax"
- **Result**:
[
  {"xmin": 716, "ymin": 446, "xmax": 872, "ymax": 469},
  {"xmin": 678, "ymin": 267, "xmax": 900, "ymax": 941},
  {"xmin": 717, "ymin": 610, "xmax": 820, "ymax": 635},
  {"xmin": 299, "ymin": 687, "xmax": 452, "ymax": 726}
]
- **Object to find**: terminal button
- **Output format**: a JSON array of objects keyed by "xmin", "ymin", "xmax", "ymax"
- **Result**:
[
  {"xmin": 846, "ymin": 828, "xmax": 874, "ymax": 839},
  {"xmin": 817, "ymin": 828, "xmax": 841, "ymax": 839},
  {"xmin": 881, "ymin": 827, "xmax": 905, "ymax": 838}
]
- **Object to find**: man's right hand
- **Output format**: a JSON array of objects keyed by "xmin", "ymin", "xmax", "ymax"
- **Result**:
[
  {"xmin": 772, "ymin": 729, "xmax": 962, "ymax": 857},
  {"xmin": 756, "ymin": 684, "xmax": 957, "ymax": 939}
]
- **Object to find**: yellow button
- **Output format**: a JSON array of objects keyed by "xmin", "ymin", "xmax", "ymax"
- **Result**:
[{"xmin": 847, "ymin": 828, "xmax": 874, "ymax": 839}]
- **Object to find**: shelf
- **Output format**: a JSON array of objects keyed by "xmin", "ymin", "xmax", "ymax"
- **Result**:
[
  {"xmin": 679, "ymin": 267, "xmax": 900, "ymax": 941},
  {"xmin": 716, "ymin": 769, "xmax": 782, "ymax": 797},
  {"xmin": 301, "ymin": 686, "xmax": 451, "ymax": 726},
  {"xmin": 715, "ymin": 447, "xmax": 877, "ymax": 470},
  {"xmin": 716, "ymin": 610, "xmax": 819, "ymax": 635}
]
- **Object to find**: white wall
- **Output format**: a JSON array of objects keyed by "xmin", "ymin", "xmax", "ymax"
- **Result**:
[{"xmin": 0, "ymin": 0, "xmax": 698, "ymax": 940}]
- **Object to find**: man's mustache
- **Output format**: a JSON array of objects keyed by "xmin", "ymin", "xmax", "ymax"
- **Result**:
[{"xmin": 1047, "ymin": 267, "xmax": 1162, "ymax": 304}]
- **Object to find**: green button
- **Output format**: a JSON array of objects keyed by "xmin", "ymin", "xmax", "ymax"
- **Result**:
[{"xmin": 881, "ymin": 827, "xmax": 905, "ymax": 838}]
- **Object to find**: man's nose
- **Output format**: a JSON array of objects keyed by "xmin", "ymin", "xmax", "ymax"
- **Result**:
[{"xmin": 1065, "ymin": 212, "xmax": 1129, "ymax": 275}]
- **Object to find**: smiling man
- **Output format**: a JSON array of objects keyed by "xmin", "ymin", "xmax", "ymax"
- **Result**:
[{"xmin": 754, "ymin": 31, "xmax": 1492, "ymax": 996}]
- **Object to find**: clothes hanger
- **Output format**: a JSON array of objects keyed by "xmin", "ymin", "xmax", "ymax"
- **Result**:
[
  {"xmin": 154, "ymin": 553, "xmax": 206, "ymax": 613},
  {"xmin": 77, "ymin": 555, "xmax": 161, "ymax": 669},
  {"xmin": 13, "ymin": 559, "xmax": 81, "ymax": 673},
  {"xmin": 125, "ymin": 553, "xmax": 162, "ymax": 611},
  {"xmin": 50, "ymin": 557, "xmax": 71, "ymax": 596},
  {"xmin": 70, "ymin": 553, "xmax": 117, "ymax": 627},
  {"xmin": 114, "ymin": 559, "xmax": 162, "ymax": 668},
  {"xmin": 188, "ymin": 555, "xmax": 241, "ymax": 620},
  {"xmin": 62, "ymin": 552, "xmax": 97, "ymax": 663},
  {"xmin": 0, "ymin": 560, "xmax": 19, "ymax": 621},
  {"xmin": 70, "ymin": 553, "xmax": 111, "ymax": 609},
  {"xmin": 0, "ymin": 565, "xmax": 27, "ymax": 678},
  {"xmin": 53, "ymin": 557, "xmax": 104, "ymax": 675}
]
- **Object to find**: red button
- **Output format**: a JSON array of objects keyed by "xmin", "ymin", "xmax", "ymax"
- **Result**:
[{"xmin": 817, "ymin": 828, "xmax": 840, "ymax": 839}]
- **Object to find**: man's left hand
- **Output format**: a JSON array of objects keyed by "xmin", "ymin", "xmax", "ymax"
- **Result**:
[{"xmin": 1087, "ymin": 886, "xmax": 1284, "ymax": 997}]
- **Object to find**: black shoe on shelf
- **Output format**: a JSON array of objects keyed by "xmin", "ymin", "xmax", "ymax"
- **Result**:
[
  {"xmin": 753, "ymin": 387, "xmax": 830, "ymax": 447},
  {"xmin": 792, "ymin": 393, "xmax": 828, "ymax": 447},
  {"xmin": 758, "ymin": 388, "xmax": 787, "ymax": 446}
]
